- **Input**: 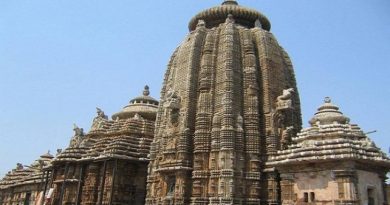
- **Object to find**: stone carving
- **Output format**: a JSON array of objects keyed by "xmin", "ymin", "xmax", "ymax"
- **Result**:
[
  {"xmin": 133, "ymin": 113, "xmax": 143, "ymax": 120},
  {"xmin": 79, "ymin": 137, "xmax": 93, "ymax": 148},
  {"xmin": 254, "ymin": 19, "xmax": 262, "ymax": 28},
  {"xmin": 276, "ymin": 88, "xmax": 294, "ymax": 109},
  {"xmin": 37, "ymin": 159, "xmax": 44, "ymax": 170},
  {"xmin": 166, "ymin": 138, "xmax": 177, "ymax": 151},
  {"xmin": 277, "ymin": 88, "xmax": 294, "ymax": 101},
  {"xmin": 56, "ymin": 148, "xmax": 62, "ymax": 155},
  {"xmin": 236, "ymin": 114, "xmax": 243, "ymax": 129},
  {"xmin": 266, "ymin": 88, "xmax": 298, "ymax": 154},
  {"xmin": 247, "ymin": 84, "xmax": 257, "ymax": 96},
  {"xmin": 163, "ymin": 88, "xmax": 181, "ymax": 125},
  {"xmin": 164, "ymin": 88, "xmax": 181, "ymax": 109},
  {"xmin": 225, "ymin": 14, "xmax": 235, "ymax": 23},
  {"xmin": 196, "ymin": 19, "xmax": 206, "ymax": 29},
  {"xmin": 16, "ymin": 163, "xmax": 23, "ymax": 170},
  {"xmin": 199, "ymin": 76, "xmax": 211, "ymax": 90},
  {"xmin": 69, "ymin": 124, "xmax": 84, "ymax": 148},
  {"xmin": 281, "ymin": 126, "xmax": 294, "ymax": 150},
  {"xmin": 96, "ymin": 107, "xmax": 107, "ymax": 119},
  {"xmin": 91, "ymin": 107, "xmax": 108, "ymax": 130},
  {"xmin": 361, "ymin": 137, "xmax": 377, "ymax": 148}
]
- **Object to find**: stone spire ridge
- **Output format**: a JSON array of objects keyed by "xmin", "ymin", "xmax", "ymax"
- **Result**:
[
  {"xmin": 143, "ymin": 85, "xmax": 150, "ymax": 96},
  {"xmin": 222, "ymin": 0, "xmax": 238, "ymax": 5},
  {"xmin": 309, "ymin": 97, "xmax": 350, "ymax": 126}
]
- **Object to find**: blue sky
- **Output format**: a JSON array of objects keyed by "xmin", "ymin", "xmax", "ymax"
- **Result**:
[{"xmin": 0, "ymin": 0, "xmax": 389, "ymax": 177}]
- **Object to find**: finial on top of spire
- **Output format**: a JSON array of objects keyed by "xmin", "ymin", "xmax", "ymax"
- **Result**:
[
  {"xmin": 222, "ymin": 0, "xmax": 238, "ymax": 6},
  {"xmin": 143, "ymin": 85, "xmax": 150, "ymax": 96},
  {"xmin": 324, "ymin": 97, "xmax": 331, "ymax": 103}
]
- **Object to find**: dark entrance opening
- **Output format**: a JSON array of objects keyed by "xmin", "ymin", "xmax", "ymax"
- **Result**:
[
  {"xmin": 24, "ymin": 192, "xmax": 31, "ymax": 205},
  {"xmin": 368, "ymin": 188, "xmax": 375, "ymax": 205}
]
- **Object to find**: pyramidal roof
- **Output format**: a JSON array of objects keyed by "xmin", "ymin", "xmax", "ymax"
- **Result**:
[
  {"xmin": 0, "ymin": 151, "xmax": 53, "ymax": 189},
  {"xmin": 269, "ymin": 97, "xmax": 390, "ymax": 167}
]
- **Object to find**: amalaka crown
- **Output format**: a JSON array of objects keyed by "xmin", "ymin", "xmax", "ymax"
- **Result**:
[
  {"xmin": 188, "ymin": 0, "xmax": 271, "ymax": 31},
  {"xmin": 309, "ymin": 97, "xmax": 350, "ymax": 126},
  {"xmin": 111, "ymin": 85, "xmax": 158, "ymax": 120}
]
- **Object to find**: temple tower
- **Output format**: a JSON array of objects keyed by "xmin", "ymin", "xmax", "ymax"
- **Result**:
[{"xmin": 146, "ymin": 1, "xmax": 302, "ymax": 204}]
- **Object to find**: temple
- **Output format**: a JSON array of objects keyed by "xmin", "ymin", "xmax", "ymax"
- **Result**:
[
  {"xmin": 0, "ymin": 86, "xmax": 158, "ymax": 205},
  {"xmin": 0, "ymin": 152, "xmax": 53, "ymax": 205},
  {"xmin": 1, "ymin": 1, "xmax": 389, "ymax": 205},
  {"xmin": 269, "ymin": 98, "xmax": 390, "ymax": 204}
]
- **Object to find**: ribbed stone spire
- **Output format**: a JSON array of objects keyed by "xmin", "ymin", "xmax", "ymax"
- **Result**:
[{"xmin": 146, "ymin": 1, "xmax": 301, "ymax": 204}]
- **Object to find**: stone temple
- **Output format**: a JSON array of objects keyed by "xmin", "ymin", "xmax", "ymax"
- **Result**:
[{"xmin": 1, "ymin": 1, "xmax": 390, "ymax": 205}]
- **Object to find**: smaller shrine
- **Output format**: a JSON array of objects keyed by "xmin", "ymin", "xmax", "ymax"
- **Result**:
[
  {"xmin": 47, "ymin": 86, "xmax": 158, "ymax": 205},
  {"xmin": 0, "ymin": 152, "xmax": 54, "ymax": 205},
  {"xmin": 269, "ymin": 97, "xmax": 390, "ymax": 204}
]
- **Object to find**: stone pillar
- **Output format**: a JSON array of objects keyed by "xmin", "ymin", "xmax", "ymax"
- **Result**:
[
  {"xmin": 266, "ymin": 171, "xmax": 280, "ymax": 205},
  {"xmin": 279, "ymin": 174, "xmax": 295, "ymax": 205},
  {"xmin": 81, "ymin": 163, "xmax": 100, "ymax": 205}
]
